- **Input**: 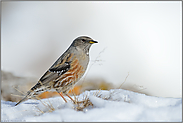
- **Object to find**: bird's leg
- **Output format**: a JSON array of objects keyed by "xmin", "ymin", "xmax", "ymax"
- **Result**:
[
  {"xmin": 58, "ymin": 92, "xmax": 67, "ymax": 103},
  {"xmin": 66, "ymin": 94, "xmax": 75, "ymax": 103}
]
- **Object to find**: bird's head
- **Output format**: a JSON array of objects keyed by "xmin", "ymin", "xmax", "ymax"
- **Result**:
[{"xmin": 72, "ymin": 36, "xmax": 98, "ymax": 53}]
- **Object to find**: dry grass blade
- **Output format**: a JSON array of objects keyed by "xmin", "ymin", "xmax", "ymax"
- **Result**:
[
  {"xmin": 118, "ymin": 72, "xmax": 130, "ymax": 89},
  {"xmin": 10, "ymin": 94, "xmax": 25, "ymax": 97},
  {"xmin": 35, "ymin": 106, "xmax": 45, "ymax": 114},
  {"xmin": 93, "ymin": 89, "xmax": 101, "ymax": 96},
  {"xmin": 95, "ymin": 89, "xmax": 113, "ymax": 100},
  {"xmin": 46, "ymin": 98, "xmax": 55, "ymax": 112},
  {"xmin": 12, "ymin": 86, "xmax": 26, "ymax": 96},
  {"xmin": 74, "ymin": 90, "xmax": 107, "ymax": 111},
  {"xmin": 73, "ymin": 92, "xmax": 94, "ymax": 111},
  {"xmin": 34, "ymin": 96, "xmax": 55, "ymax": 113},
  {"xmin": 75, "ymin": 98, "xmax": 93, "ymax": 111}
]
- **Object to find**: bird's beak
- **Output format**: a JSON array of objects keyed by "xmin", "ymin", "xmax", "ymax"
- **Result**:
[{"xmin": 89, "ymin": 40, "xmax": 98, "ymax": 44}]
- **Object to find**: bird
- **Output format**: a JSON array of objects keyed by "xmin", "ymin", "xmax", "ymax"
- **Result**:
[{"xmin": 15, "ymin": 36, "xmax": 98, "ymax": 106}]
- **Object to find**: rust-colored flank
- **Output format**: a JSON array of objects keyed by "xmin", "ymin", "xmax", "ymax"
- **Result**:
[{"xmin": 54, "ymin": 58, "xmax": 84, "ymax": 88}]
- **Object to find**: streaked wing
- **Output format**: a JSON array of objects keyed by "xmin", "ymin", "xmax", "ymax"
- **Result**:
[
  {"xmin": 49, "ymin": 62, "xmax": 70, "ymax": 74},
  {"xmin": 39, "ymin": 62, "xmax": 70, "ymax": 84},
  {"xmin": 30, "ymin": 53, "xmax": 74, "ymax": 91}
]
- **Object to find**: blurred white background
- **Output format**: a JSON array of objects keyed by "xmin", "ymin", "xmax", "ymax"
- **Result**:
[{"xmin": 2, "ymin": 1, "xmax": 182, "ymax": 98}]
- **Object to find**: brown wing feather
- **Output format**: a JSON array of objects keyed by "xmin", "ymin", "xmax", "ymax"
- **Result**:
[{"xmin": 30, "ymin": 53, "xmax": 74, "ymax": 91}]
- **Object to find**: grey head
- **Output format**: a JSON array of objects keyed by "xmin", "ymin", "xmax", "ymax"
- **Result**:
[{"xmin": 71, "ymin": 36, "xmax": 98, "ymax": 54}]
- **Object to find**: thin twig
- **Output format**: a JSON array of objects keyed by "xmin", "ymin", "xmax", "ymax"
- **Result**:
[
  {"xmin": 35, "ymin": 106, "xmax": 44, "ymax": 114},
  {"xmin": 80, "ymin": 48, "xmax": 106, "ymax": 89},
  {"xmin": 118, "ymin": 72, "xmax": 130, "ymax": 89}
]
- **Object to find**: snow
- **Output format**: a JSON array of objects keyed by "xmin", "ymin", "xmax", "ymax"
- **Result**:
[{"xmin": 1, "ymin": 89, "xmax": 182, "ymax": 122}]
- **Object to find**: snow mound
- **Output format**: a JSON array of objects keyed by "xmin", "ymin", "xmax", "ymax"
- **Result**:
[{"xmin": 1, "ymin": 89, "xmax": 182, "ymax": 122}]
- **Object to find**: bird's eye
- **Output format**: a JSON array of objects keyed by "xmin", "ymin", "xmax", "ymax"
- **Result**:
[{"xmin": 81, "ymin": 39, "xmax": 86, "ymax": 42}]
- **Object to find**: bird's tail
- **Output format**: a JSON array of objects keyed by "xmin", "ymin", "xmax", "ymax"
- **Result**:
[
  {"xmin": 15, "ymin": 81, "xmax": 46, "ymax": 106},
  {"xmin": 15, "ymin": 90, "xmax": 32, "ymax": 106}
]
